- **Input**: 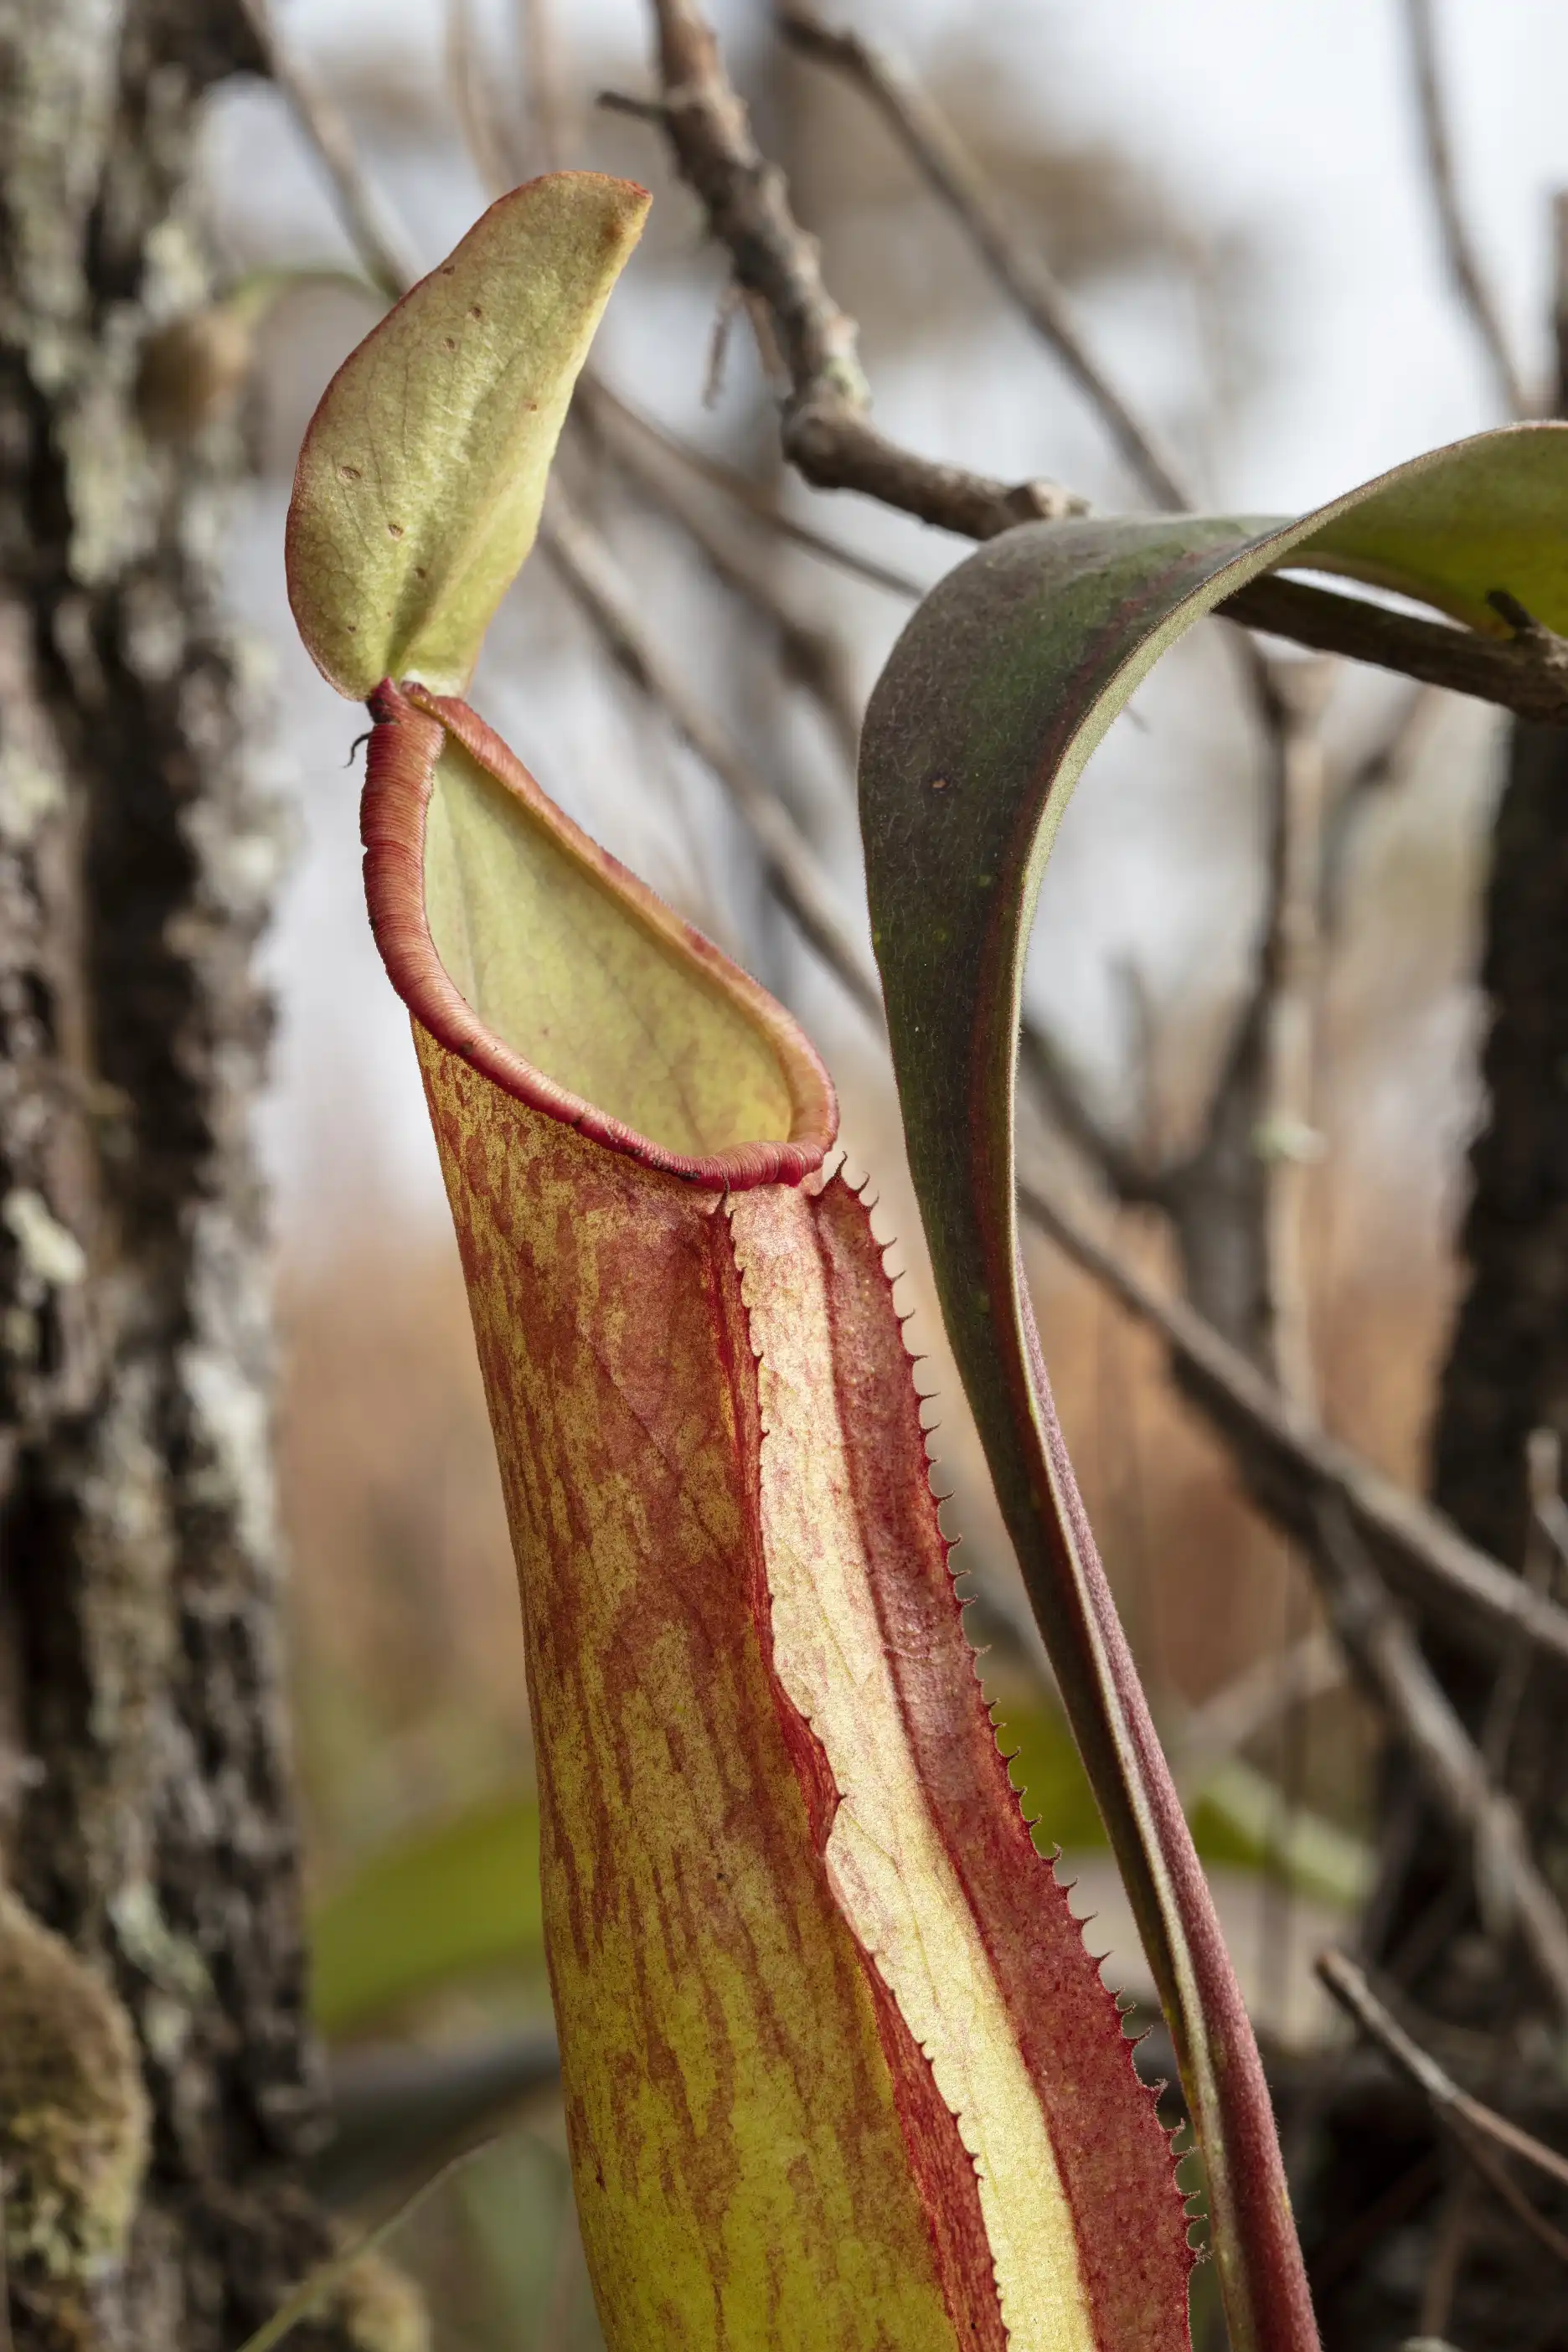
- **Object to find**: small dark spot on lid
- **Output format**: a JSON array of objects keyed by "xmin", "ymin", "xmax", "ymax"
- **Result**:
[
  {"xmin": 387, "ymin": 521, "xmax": 405, "ymax": 539},
  {"xmin": 468, "ymin": 304, "xmax": 484, "ymax": 319},
  {"xmin": 338, "ymin": 462, "xmax": 362, "ymax": 482},
  {"xmin": 442, "ymin": 336, "xmax": 456, "ymax": 352}
]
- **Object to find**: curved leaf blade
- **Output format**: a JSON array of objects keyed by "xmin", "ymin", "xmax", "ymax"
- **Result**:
[
  {"xmin": 857, "ymin": 420, "xmax": 1568, "ymax": 2352},
  {"xmin": 286, "ymin": 172, "xmax": 648, "ymax": 700}
]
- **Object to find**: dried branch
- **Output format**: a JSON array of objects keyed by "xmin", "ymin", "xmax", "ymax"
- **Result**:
[
  {"xmin": 1321, "ymin": 1950, "xmax": 1568, "ymax": 2193},
  {"xmin": 252, "ymin": 0, "xmax": 1568, "ymax": 730},
  {"xmin": 446, "ymin": 0, "xmax": 515, "ymax": 207},
  {"xmin": 578, "ymin": 400, "xmax": 863, "ymax": 767},
  {"xmin": 1016, "ymin": 1019, "xmax": 1163, "ymax": 1205},
  {"xmin": 519, "ymin": 0, "xmax": 573, "ymax": 173},
  {"xmin": 1223, "ymin": 573, "xmax": 1568, "ymax": 725},
  {"xmin": 637, "ymin": 0, "xmax": 1568, "ymax": 726},
  {"xmin": 577, "ymin": 378, "xmax": 927, "ymax": 598},
  {"xmin": 539, "ymin": 494, "xmax": 883, "ymax": 1027},
  {"xmin": 1401, "ymin": 0, "xmax": 1531, "ymax": 418},
  {"xmin": 1309, "ymin": 1498, "xmax": 1568, "ymax": 2016},
  {"xmin": 776, "ymin": 3, "xmax": 1189, "ymax": 510},
  {"xmin": 1320, "ymin": 1951, "xmax": 1568, "ymax": 2263},
  {"xmin": 312, "ymin": 2031, "xmax": 560, "ymax": 2208},
  {"xmin": 1320, "ymin": 683, "xmax": 1440, "ymax": 931},
  {"xmin": 1173, "ymin": 1627, "xmax": 1344, "ymax": 1788},
  {"xmin": 1259, "ymin": 660, "xmax": 1333, "ymax": 1411},
  {"xmin": 1016, "ymin": 1167, "xmax": 1568, "ymax": 1684},
  {"xmin": 1478, "ymin": 1429, "xmax": 1563, "ymax": 1792},
  {"xmin": 235, "ymin": 0, "xmax": 416, "ymax": 303},
  {"xmin": 641, "ymin": 0, "xmax": 1082, "ymax": 534}
]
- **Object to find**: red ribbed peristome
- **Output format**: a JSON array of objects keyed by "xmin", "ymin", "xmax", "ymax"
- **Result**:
[{"xmin": 358, "ymin": 678, "xmax": 838, "ymax": 1190}]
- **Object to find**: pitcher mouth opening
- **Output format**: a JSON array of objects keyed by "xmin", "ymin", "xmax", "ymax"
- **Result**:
[{"xmin": 359, "ymin": 678, "xmax": 839, "ymax": 1192}]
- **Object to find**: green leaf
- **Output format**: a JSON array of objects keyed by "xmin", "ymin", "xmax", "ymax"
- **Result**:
[
  {"xmin": 858, "ymin": 420, "xmax": 1568, "ymax": 2352},
  {"xmin": 310, "ymin": 1791, "xmax": 544, "ymax": 2037},
  {"xmin": 286, "ymin": 173, "xmax": 649, "ymax": 701}
]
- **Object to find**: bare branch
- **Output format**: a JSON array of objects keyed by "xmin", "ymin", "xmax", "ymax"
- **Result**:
[
  {"xmin": 1320, "ymin": 683, "xmax": 1440, "ymax": 931},
  {"xmin": 446, "ymin": 0, "xmax": 515, "ymax": 204},
  {"xmin": 250, "ymin": 0, "xmax": 1568, "ymax": 731},
  {"xmin": 1473, "ymin": 1433, "xmax": 1564, "ymax": 1916},
  {"xmin": 1258, "ymin": 659, "xmax": 1334, "ymax": 1411},
  {"xmin": 1320, "ymin": 1950, "xmax": 1568, "ymax": 2264},
  {"xmin": 1173, "ymin": 1627, "xmax": 1344, "ymax": 1787},
  {"xmin": 1308, "ymin": 1496, "xmax": 1568, "ymax": 2016},
  {"xmin": 640, "ymin": 0, "xmax": 1082, "ymax": 534},
  {"xmin": 637, "ymin": 3, "xmax": 1568, "ymax": 719},
  {"xmin": 519, "ymin": 0, "xmax": 574, "ymax": 173},
  {"xmin": 1016, "ymin": 1166, "xmax": 1568, "ymax": 1685},
  {"xmin": 577, "ymin": 399, "xmax": 864, "ymax": 766},
  {"xmin": 1017, "ymin": 1020, "xmax": 1163, "ymax": 1205},
  {"xmin": 539, "ymin": 494, "xmax": 884, "ymax": 1028},
  {"xmin": 1401, "ymin": 0, "xmax": 1532, "ymax": 418},
  {"xmin": 1220, "ymin": 573, "xmax": 1568, "ymax": 726},
  {"xmin": 776, "ymin": 3, "xmax": 1189, "ymax": 511},
  {"xmin": 235, "ymin": 0, "xmax": 417, "ymax": 303},
  {"xmin": 312, "ymin": 2031, "xmax": 560, "ymax": 2208},
  {"xmin": 576, "ymin": 380, "xmax": 927, "ymax": 599}
]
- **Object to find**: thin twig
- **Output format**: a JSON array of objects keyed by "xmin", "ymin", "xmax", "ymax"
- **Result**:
[
  {"xmin": 577, "ymin": 379, "xmax": 927, "ymax": 598},
  {"xmin": 235, "ymin": 0, "xmax": 417, "ymax": 303},
  {"xmin": 251, "ymin": 0, "xmax": 1568, "ymax": 729},
  {"xmin": 1022, "ymin": 1170, "xmax": 1568, "ymax": 2006},
  {"xmin": 519, "ymin": 0, "xmax": 574, "ymax": 173},
  {"xmin": 1016, "ymin": 1168, "xmax": 1568, "ymax": 1684},
  {"xmin": 1481, "ymin": 1430, "xmax": 1561, "ymax": 1782},
  {"xmin": 1418, "ymin": 2177, "xmax": 1474, "ymax": 2341},
  {"xmin": 1173, "ymin": 1627, "xmax": 1344, "ymax": 1788},
  {"xmin": 1220, "ymin": 573, "xmax": 1568, "ymax": 728},
  {"xmin": 1402, "ymin": 0, "xmax": 1532, "ymax": 418},
  {"xmin": 1309, "ymin": 1498, "xmax": 1568, "ymax": 2017},
  {"xmin": 642, "ymin": 0, "xmax": 1082, "ymax": 535},
  {"xmin": 637, "ymin": 0, "xmax": 1568, "ymax": 725},
  {"xmin": 446, "ymin": 0, "xmax": 516, "ymax": 206},
  {"xmin": 580, "ymin": 398, "xmax": 863, "ymax": 766},
  {"xmin": 539, "ymin": 494, "xmax": 884, "ymax": 1027},
  {"xmin": 1447, "ymin": 2118, "xmax": 1568, "ymax": 2270},
  {"xmin": 777, "ymin": 3, "xmax": 1189, "ymax": 510},
  {"xmin": 1320, "ymin": 1950, "xmax": 1568, "ymax": 2205},
  {"xmin": 235, "ymin": 2139, "xmax": 498, "ymax": 2352},
  {"xmin": 1320, "ymin": 683, "xmax": 1440, "ymax": 931},
  {"xmin": 462, "ymin": 0, "xmax": 868, "ymax": 775},
  {"xmin": 1258, "ymin": 658, "xmax": 1334, "ymax": 1411}
]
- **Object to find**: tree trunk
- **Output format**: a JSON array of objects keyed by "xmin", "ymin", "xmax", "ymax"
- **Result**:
[
  {"xmin": 1297, "ymin": 325, "xmax": 1568, "ymax": 2348},
  {"xmin": 0, "ymin": 6, "xmax": 418, "ymax": 2346}
]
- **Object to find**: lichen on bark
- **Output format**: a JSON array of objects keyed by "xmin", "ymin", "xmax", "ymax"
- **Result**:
[{"xmin": 0, "ymin": 4, "xmax": 418, "ymax": 2345}]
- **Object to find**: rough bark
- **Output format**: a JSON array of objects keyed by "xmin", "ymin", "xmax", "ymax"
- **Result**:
[
  {"xmin": 1297, "ymin": 488, "xmax": 1568, "ymax": 2352},
  {"xmin": 0, "ymin": 5, "xmax": 419, "ymax": 2346},
  {"xmin": 1431, "ymin": 719, "xmax": 1568, "ymax": 1570}
]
